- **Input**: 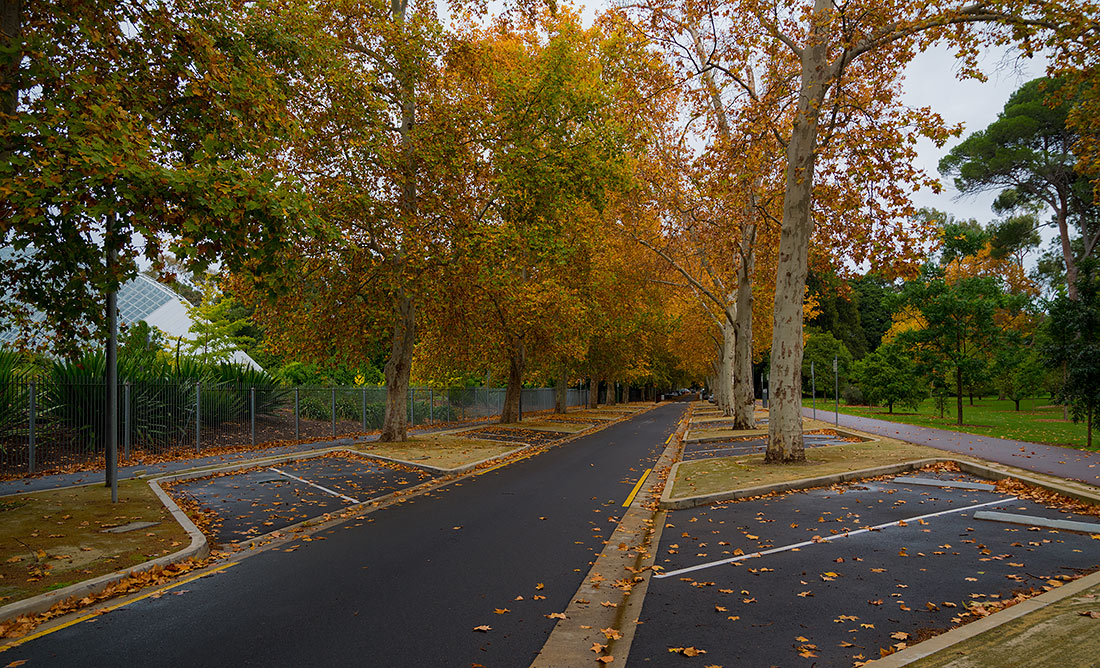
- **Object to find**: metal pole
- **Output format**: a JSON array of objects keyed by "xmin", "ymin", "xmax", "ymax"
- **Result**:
[
  {"xmin": 250, "ymin": 386, "xmax": 256, "ymax": 447},
  {"xmin": 361, "ymin": 387, "xmax": 367, "ymax": 432},
  {"xmin": 811, "ymin": 361, "xmax": 816, "ymax": 419},
  {"xmin": 410, "ymin": 389, "xmax": 414, "ymax": 427},
  {"xmin": 430, "ymin": 389, "xmax": 434, "ymax": 424},
  {"xmin": 518, "ymin": 387, "xmax": 523, "ymax": 422},
  {"xmin": 331, "ymin": 387, "xmax": 336, "ymax": 437},
  {"xmin": 195, "ymin": 381, "xmax": 201, "ymax": 453},
  {"xmin": 834, "ymin": 354, "xmax": 839, "ymax": 427},
  {"xmin": 106, "ymin": 282, "xmax": 118, "ymax": 503},
  {"xmin": 28, "ymin": 382, "xmax": 35, "ymax": 474},
  {"xmin": 124, "ymin": 381, "xmax": 131, "ymax": 460},
  {"xmin": 294, "ymin": 388, "xmax": 300, "ymax": 441}
]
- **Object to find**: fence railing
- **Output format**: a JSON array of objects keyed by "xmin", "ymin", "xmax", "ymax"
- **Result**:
[{"xmin": 0, "ymin": 381, "xmax": 589, "ymax": 476}]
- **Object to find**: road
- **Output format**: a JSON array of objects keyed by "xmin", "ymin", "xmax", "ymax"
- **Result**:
[{"xmin": 6, "ymin": 404, "xmax": 686, "ymax": 668}]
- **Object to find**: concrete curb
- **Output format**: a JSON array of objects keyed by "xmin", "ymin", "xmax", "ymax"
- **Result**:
[
  {"xmin": 659, "ymin": 458, "xmax": 950, "ymax": 510},
  {"xmin": 531, "ymin": 404, "xmax": 690, "ymax": 668},
  {"xmin": 866, "ymin": 568, "xmax": 1100, "ymax": 667},
  {"xmin": 0, "ymin": 476, "xmax": 209, "ymax": 625}
]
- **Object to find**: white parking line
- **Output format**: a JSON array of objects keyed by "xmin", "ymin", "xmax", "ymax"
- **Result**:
[
  {"xmin": 653, "ymin": 496, "xmax": 1017, "ymax": 579},
  {"xmin": 269, "ymin": 467, "xmax": 360, "ymax": 504}
]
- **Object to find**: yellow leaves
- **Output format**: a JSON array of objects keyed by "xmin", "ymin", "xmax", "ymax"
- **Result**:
[
  {"xmin": 668, "ymin": 647, "xmax": 707, "ymax": 657},
  {"xmin": 546, "ymin": 612, "xmax": 566, "ymax": 619},
  {"xmin": 597, "ymin": 657, "xmax": 614, "ymax": 664},
  {"xmin": 591, "ymin": 642, "xmax": 607, "ymax": 653},
  {"xmin": 820, "ymin": 571, "xmax": 839, "ymax": 581},
  {"xmin": 472, "ymin": 625, "xmax": 492, "ymax": 632},
  {"xmin": 601, "ymin": 628, "xmax": 623, "ymax": 641},
  {"xmin": 493, "ymin": 608, "xmax": 509, "ymax": 615}
]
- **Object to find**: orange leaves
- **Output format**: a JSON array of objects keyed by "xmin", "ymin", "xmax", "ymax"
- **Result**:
[
  {"xmin": 472, "ymin": 625, "xmax": 492, "ymax": 632},
  {"xmin": 668, "ymin": 646, "xmax": 707, "ymax": 657}
]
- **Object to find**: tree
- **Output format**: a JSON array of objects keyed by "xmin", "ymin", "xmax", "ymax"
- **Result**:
[
  {"xmin": 894, "ymin": 271, "xmax": 1022, "ymax": 426},
  {"xmin": 853, "ymin": 343, "xmax": 925, "ymax": 413},
  {"xmin": 1044, "ymin": 259, "xmax": 1100, "ymax": 448},
  {"xmin": 625, "ymin": 0, "xmax": 1070, "ymax": 462},
  {"xmin": 940, "ymin": 77, "xmax": 1100, "ymax": 299},
  {"xmin": 801, "ymin": 329, "xmax": 852, "ymax": 399},
  {"xmin": 991, "ymin": 335, "xmax": 1045, "ymax": 411},
  {"xmin": 183, "ymin": 279, "xmax": 256, "ymax": 365},
  {"xmin": 0, "ymin": 0, "xmax": 311, "ymax": 355}
]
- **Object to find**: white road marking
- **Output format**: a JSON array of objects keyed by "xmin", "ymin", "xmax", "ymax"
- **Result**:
[
  {"xmin": 974, "ymin": 510, "xmax": 1100, "ymax": 534},
  {"xmin": 653, "ymin": 496, "xmax": 1017, "ymax": 579},
  {"xmin": 269, "ymin": 467, "xmax": 360, "ymax": 504}
]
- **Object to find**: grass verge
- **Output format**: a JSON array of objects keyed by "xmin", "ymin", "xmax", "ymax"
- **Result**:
[
  {"xmin": 802, "ymin": 396, "xmax": 1094, "ymax": 450},
  {"xmin": 670, "ymin": 438, "xmax": 944, "ymax": 499},
  {"xmin": 357, "ymin": 435, "xmax": 518, "ymax": 470},
  {"xmin": 905, "ymin": 579, "xmax": 1100, "ymax": 668},
  {"xmin": 0, "ymin": 481, "xmax": 189, "ymax": 605}
]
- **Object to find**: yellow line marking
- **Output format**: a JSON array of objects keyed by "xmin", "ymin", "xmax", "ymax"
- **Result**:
[
  {"xmin": 478, "ymin": 452, "xmax": 536, "ymax": 476},
  {"xmin": 1, "ymin": 562, "xmax": 237, "ymax": 651},
  {"xmin": 622, "ymin": 469, "xmax": 652, "ymax": 508}
]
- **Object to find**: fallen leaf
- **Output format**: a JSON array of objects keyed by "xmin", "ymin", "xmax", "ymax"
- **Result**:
[
  {"xmin": 494, "ymin": 608, "xmax": 509, "ymax": 615},
  {"xmin": 546, "ymin": 612, "xmax": 566, "ymax": 619},
  {"xmin": 591, "ymin": 642, "xmax": 607, "ymax": 653},
  {"xmin": 472, "ymin": 625, "xmax": 491, "ymax": 632},
  {"xmin": 597, "ymin": 657, "xmax": 614, "ymax": 664}
]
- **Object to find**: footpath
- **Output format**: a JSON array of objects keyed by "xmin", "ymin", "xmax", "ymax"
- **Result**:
[{"xmin": 802, "ymin": 407, "xmax": 1100, "ymax": 487}]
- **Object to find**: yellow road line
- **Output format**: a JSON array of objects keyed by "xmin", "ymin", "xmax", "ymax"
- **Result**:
[
  {"xmin": 477, "ymin": 452, "xmax": 536, "ymax": 476},
  {"xmin": 1, "ymin": 562, "xmax": 237, "ymax": 651},
  {"xmin": 622, "ymin": 468, "xmax": 652, "ymax": 508}
]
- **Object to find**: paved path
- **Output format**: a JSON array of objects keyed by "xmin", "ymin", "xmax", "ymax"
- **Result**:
[
  {"xmin": 4, "ymin": 404, "xmax": 687, "ymax": 667},
  {"xmin": 804, "ymin": 407, "xmax": 1100, "ymax": 487}
]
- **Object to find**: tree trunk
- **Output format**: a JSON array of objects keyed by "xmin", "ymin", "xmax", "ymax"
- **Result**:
[
  {"xmin": 1055, "ymin": 202, "xmax": 1078, "ymax": 301},
  {"xmin": 720, "ymin": 320, "xmax": 735, "ymax": 416},
  {"xmin": 731, "ymin": 223, "xmax": 757, "ymax": 430},
  {"xmin": 500, "ymin": 339, "xmax": 525, "ymax": 423},
  {"xmin": 766, "ymin": 0, "xmax": 831, "ymax": 463},
  {"xmin": 554, "ymin": 365, "xmax": 568, "ymax": 413},
  {"xmin": 380, "ymin": 294, "xmax": 415, "ymax": 442},
  {"xmin": 1088, "ymin": 406, "xmax": 1092, "ymax": 449},
  {"xmin": 955, "ymin": 365, "xmax": 964, "ymax": 427},
  {"xmin": 588, "ymin": 376, "xmax": 600, "ymax": 408}
]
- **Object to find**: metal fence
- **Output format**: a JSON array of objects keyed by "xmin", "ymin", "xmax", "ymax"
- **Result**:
[{"xmin": 0, "ymin": 381, "xmax": 589, "ymax": 476}]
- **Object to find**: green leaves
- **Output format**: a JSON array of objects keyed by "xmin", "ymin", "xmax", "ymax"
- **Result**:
[{"xmin": 0, "ymin": 0, "xmax": 312, "ymax": 356}]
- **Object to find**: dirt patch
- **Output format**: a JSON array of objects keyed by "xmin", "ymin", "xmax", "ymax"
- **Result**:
[
  {"xmin": 461, "ymin": 427, "xmax": 570, "ymax": 447},
  {"xmin": 360, "ymin": 436, "xmax": 517, "ymax": 470},
  {"xmin": 670, "ymin": 438, "xmax": 944, "ymax": 499},
  {"xmin": 0, "ymin": 480, "xmax": 189, "ymax": 605}
]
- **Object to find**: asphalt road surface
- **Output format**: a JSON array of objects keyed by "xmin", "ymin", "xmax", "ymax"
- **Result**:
[
  {"xmin": 7, "ymin": 404, "xmax": 687, "ymax": 668},
  {"xmin": 629, "ymin": 471, "xmax": 1100, "ymax": 667}
]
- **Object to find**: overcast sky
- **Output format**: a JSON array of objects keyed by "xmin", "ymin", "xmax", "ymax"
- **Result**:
[{"xmin": 900, "ymin": 44, "xmax": 1049, "ymax": 225}]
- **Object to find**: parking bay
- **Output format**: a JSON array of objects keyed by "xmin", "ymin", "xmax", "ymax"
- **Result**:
[
  {"xmin": 167, "ymin": 454, "xmax": 436, "ymax": 544},
  {"xmin": 628, "ymin": 471, "xmax": 1100, "ymax": 667}
]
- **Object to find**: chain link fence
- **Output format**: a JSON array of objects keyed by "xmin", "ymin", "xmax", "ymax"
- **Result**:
[{"xmin": 0, "ymin": 380, "xmax": 589, "ymax": 477}]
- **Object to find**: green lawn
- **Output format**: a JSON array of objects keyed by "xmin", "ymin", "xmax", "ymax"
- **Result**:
[{"xmin": 801, "ymin": 396, "xmax": 1095, "ymax": 450}]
